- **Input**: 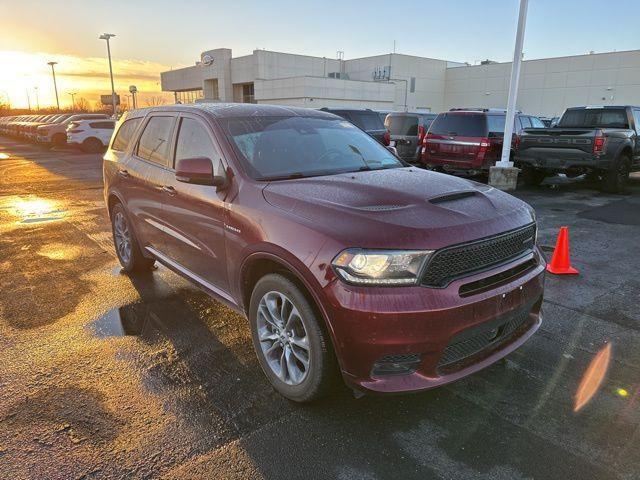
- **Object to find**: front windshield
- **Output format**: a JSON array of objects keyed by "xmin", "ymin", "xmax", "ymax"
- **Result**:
[{"xmin": 221, "ymin": 116, "xmax": 403, "ymax": 180}]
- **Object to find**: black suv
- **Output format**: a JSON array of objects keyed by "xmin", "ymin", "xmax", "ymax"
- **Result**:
[
  {"xmin": 320, "ymin": 108, "xmax": 389, "ymax": 145},
  {"xmin": 384, "ymin": 112, "xmax": 437, "ymax": 163}
]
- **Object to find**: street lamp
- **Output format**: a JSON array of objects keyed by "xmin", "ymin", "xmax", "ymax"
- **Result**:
[
  {"xmin": 34, "ymin": 86, "xmax": 40, "ymax": 111},
  {"xmin": 99, "ymin": 33, "xmax": 117, "ymax": 116},
  {"xmin": 47, "ymin": 61, "xmax": 60, "ymax": 111},
  {"xmin": 68, "ymin": 92, "xmax": 77, "ymax": 110}
]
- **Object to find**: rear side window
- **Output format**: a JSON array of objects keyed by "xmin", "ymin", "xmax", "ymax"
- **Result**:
[
  {"xmin": 89, "ymin": 121, "xmax": 115, "ymax": 129},
  {"xmin": 349, "ymin": 112, "xmax": 384, "ymax": 131},
  {"xmin": 430, "ymin": 113, "xmax": 487, "ymax": 137},
  {"xmin": 559, "ymin": 109, "xmax": 629, "ymax": 128},
  {"xmin": 136, "ymin": 116, "xmax": 175, "ymax": 166},
  {"xmin": 111, "ymin": 118, "xmax": 142, "ymax": 151},
  {"xmin": 387, "ymin": 115, "xmax": 419, "ymax": 136}
]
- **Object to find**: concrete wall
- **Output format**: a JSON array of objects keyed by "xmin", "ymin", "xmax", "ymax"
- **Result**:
[
  {"xmin": 254, "ymin": 50, "xmax": 341, "ymax": 80},
  {"xmin": 255, "ymin": 76, "xmax": 395, "ymax": 109},
  {"xmin": 345, "ymin": 54, "xmax": 448, "ymax": 112},
  {"xmin": 444, "ymin": 50, "xmax": 640, "ymax": 117},
  {"xmin": 161, "ymin": 65, "xmax": 203, "ymax": 92}
]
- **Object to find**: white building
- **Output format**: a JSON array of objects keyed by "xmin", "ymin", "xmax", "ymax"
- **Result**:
[{"xmin": 161, "ymin": 48, "xmax": 640, "ymax": 117}]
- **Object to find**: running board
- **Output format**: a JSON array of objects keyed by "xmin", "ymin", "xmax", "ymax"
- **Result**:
[{"xmin": 145, "ymin": 246, "xmax": 237, "ymax": 305}]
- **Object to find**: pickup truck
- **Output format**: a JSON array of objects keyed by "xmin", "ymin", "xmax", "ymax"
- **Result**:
[{"xmin": 516, "ymin": 106, "xmax": 640, "ymax": 193}]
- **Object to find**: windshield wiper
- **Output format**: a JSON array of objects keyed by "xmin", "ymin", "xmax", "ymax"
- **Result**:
[{"xmin": 260, "ymin": 172, "xmax": 307, "ymax": 181}]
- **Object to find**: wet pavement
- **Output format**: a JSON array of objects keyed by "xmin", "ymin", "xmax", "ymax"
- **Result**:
[{"xmin": 1, "ymin": 136, "xmax": 639, "ymax": 480}]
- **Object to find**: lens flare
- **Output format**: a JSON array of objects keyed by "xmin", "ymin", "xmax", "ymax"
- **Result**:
[{"xmin": 574, "ymin": 343, "xmax": 612, "ymax": 412}]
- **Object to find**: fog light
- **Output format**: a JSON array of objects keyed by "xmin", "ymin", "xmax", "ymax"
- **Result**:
[{"xmin": 372, "ymin": 353, "xmax": 422, "ymax": 376}]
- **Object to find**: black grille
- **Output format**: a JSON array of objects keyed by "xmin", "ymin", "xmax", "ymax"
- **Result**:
[
  {"xmin": 437, "ymin": 307, "xmax": 531, "ymax": 369},
  {"xmin": 421, "ymin": 223, "xmax": 536, "ymax": 288}
]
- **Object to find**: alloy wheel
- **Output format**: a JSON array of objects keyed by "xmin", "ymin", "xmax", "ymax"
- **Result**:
[
  {"xmin": 256, "ymin": 291, "xmax": 310, "ymax": 385},
  {"xmin": 113, "ymin": 211, "xmax": 132, "ymax": 264}
]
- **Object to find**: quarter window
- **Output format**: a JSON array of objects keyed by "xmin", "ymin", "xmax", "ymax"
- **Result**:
[
  {"xmin": 112, "ymin": 118, "xmax": 142, "ymax": 151},
  {"xmin": 137, "ymin": 116, "xmax": 175, "ymax": 166}
]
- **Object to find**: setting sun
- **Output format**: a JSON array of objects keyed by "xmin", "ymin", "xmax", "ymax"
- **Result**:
[{"xmin": 0, "ymin": 50, "xmax": 174, "ymax": 109}]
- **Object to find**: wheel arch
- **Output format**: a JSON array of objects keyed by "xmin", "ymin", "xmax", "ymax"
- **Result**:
[{"xmin": 239, "ymin": 252, "xmax": 342, "ymax": 367}]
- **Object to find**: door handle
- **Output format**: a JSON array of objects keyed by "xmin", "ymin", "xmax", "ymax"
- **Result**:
[
  {"xmin": 161, "ymin": 185, "xmax": 177, "ymax": 196},
  {"xmin": 118, "ymin": 169, "xmax": 129, "ymax": 178}
]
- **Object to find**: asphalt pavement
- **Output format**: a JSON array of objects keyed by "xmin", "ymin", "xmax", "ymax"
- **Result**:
[{"xmin": 1, "ymin": 136, "xmax": 639, "ymax": 480}]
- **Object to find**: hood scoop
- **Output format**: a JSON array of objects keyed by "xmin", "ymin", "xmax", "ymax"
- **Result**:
[
  {"xmin": 429, "ymin": 191, "xmax": 477, "ymax": 204},
  {"xmin": 352, "ymin": 204, "xmax": 406, "ymax": 212}
]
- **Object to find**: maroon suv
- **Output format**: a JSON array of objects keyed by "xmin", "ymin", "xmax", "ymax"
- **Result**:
[
  {"xmin": 103, "ymin": 104, "xmax": 545, "ymax": 402},
  {"xmin": 421, "ymin": 109, "xmax": 546, "ymax": 176}
]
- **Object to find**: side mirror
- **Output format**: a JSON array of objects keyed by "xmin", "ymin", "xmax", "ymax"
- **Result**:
[
  {"xmin": 386, "ymin": 145, "xmax": 398, "ymax": 156},
  {"xmin": 175, "ymin": 157, "xmax": 226, "ymax": 188}
]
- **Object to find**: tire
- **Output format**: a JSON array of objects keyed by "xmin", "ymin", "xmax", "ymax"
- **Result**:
[
  {"xmin": 521, "ymin": 165, "xmax": 546, "ymax": 186},
  {"xmin": 51, "ymin": 133, "xmax": 66, "ymax": 147},
  {"xmin": 110, "ymin": 203, "xmax": 155, "ymax": 273},
  {"xmin": 81, "ymin": 137, "xmax": 103, "ymax": 153},
  {"xmin": 249, "ymin": 273, "xmax": 338, "ymax": 402},
  {"xmin": 601, "ymin": 154, "xmax": 630, "ymax": 194}
]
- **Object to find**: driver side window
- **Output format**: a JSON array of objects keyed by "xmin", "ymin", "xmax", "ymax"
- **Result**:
[{"xmin": 175, "ymin": 117, "xmax": 225, "ymax": 177}]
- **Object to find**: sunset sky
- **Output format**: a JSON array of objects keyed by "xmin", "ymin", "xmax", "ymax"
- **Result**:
[{"xmin": 1, "ymin": 0, "xmax": 638, "ymax": 109}]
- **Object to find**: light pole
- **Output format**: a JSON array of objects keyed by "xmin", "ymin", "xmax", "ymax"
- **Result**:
[
  {"xmin": 34, "ymin": 86, "xmax": 40, "ymax": 111},
  {"xmin": 68, "ymin": 92, "xmax": 77, "ymax": 110},
  {"xmin": 47, "ymin": 61, "xmax": 60, "ymax": 111},
  {"xmin": 99, "ymin": 33, "xmax": 118, "ymax": 116},
  {"xmin": 489, "ymin": 0, "xmax": 529, "ymax": 191},
  {"xmin": 25, "ymin": 88, "xmax": 31, "ymax": 111}
]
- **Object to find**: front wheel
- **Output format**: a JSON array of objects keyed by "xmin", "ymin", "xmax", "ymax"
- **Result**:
[
  {"xmin": 110, "ymin": 203, "xmax": 155, "ymax": 273},
  {"xmin": 249, "ymin": 274, "xmax": 338, "ymax": 402}
]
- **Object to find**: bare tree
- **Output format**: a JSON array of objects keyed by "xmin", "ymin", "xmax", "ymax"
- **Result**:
[
  {"xmin": 145, "ymin": 96, "xmax": 167, "ymax": 107},
  {"xmin": 75, "ymin": 98, "xmax": 90, "ymax": 112}
]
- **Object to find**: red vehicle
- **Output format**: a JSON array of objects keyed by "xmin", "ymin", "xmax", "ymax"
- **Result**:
[
  {"xmin": 103, "ymin": 104, "xmax": 545, "ymax": 402},
  {"xmin": 421, "ymin": 109, "xmax": 545, "ymax": 176}
]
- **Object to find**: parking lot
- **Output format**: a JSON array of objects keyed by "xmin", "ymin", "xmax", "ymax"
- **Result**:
[{"xmin": 1, "ymin": 136, "xmax": 639, "ymax": 479}]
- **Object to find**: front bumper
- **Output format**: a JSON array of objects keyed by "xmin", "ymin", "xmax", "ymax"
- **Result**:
[{"xmin": 322, "ymin": 252, "xmax": 545, "ymax": 394}]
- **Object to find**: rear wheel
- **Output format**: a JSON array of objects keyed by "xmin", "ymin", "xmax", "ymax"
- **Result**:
[
  {"xmin": 601, "ymin": 154, "xmax": 630, "ymax": 194},
  {"xmin": 521, "ymin": 165, "xmax": 546, "ymax": 186},
  {"xmin": 111, "ymin": 203, "xmax": 155, "ymax": 273},
  {"xmin": 249, "ymin": 274, "xmax": 338, "ymax": 402},
  {"xmin": 51, "ymin": 133, "xmax": 66, "ymax": 147},
  {"xmin": 81, "ymin": 137, "xmax": 103, "ymax": 153}
]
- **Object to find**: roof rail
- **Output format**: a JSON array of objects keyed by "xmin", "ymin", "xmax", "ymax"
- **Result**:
[{"xmin": 448, "ymin": 107, "xmax": 522, "ymax": 113}]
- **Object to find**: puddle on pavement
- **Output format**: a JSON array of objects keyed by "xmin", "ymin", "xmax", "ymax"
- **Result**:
[
  {"xmin": 0, "ymin": 196, "xmax": 67, "ymax": 224},
  {"xmin": 89, "ymin": 303, "xmax": 155, "ymax": 338},
  {"xmin": 37, "ymin": 243, "xmax": 83, "ymax": 261}
]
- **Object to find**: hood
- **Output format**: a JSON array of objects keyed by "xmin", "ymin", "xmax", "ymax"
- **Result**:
[{"xmin": 262, "ymin": 168, "xmax": 534, "ymax": 250}]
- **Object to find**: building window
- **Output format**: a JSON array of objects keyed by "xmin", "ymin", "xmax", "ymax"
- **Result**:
[
  {"xmin": 242, "ymin": 83, "xmax": 255, "ymax": 104},
  {"xmin": 410, "ymin": 77, "xmax": 416, "ymax": 93},
  {"xmin": 176, "ymin": 89, "xmax": 204, "ymax": 104}
]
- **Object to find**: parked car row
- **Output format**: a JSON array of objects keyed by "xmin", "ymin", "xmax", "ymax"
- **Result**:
[{"xmin": 0, "ymin": 112, "xmax": 114, "ymax": 152}]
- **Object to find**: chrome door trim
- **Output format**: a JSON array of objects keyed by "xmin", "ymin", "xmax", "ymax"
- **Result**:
[
  {"xmin": 145, "ymin": 218, "xmax": 201, "ymax": 250},
  {"xmin": 145, "ymin": 246, "xmax": 235, "ymax": 304},
  {"xmin": 425, "ymin": 139, "xmax": 480, "ymax": 146}
]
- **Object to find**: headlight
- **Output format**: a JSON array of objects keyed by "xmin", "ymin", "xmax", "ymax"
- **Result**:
[{"xmin": 332, "ymin": 249, "xmax": 433, "ymax": 286}]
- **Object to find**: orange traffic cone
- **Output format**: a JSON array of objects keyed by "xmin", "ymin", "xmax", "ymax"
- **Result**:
[{"xmin": 546, "ymin": 226, "xmax": 579, "ymax": 275}]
